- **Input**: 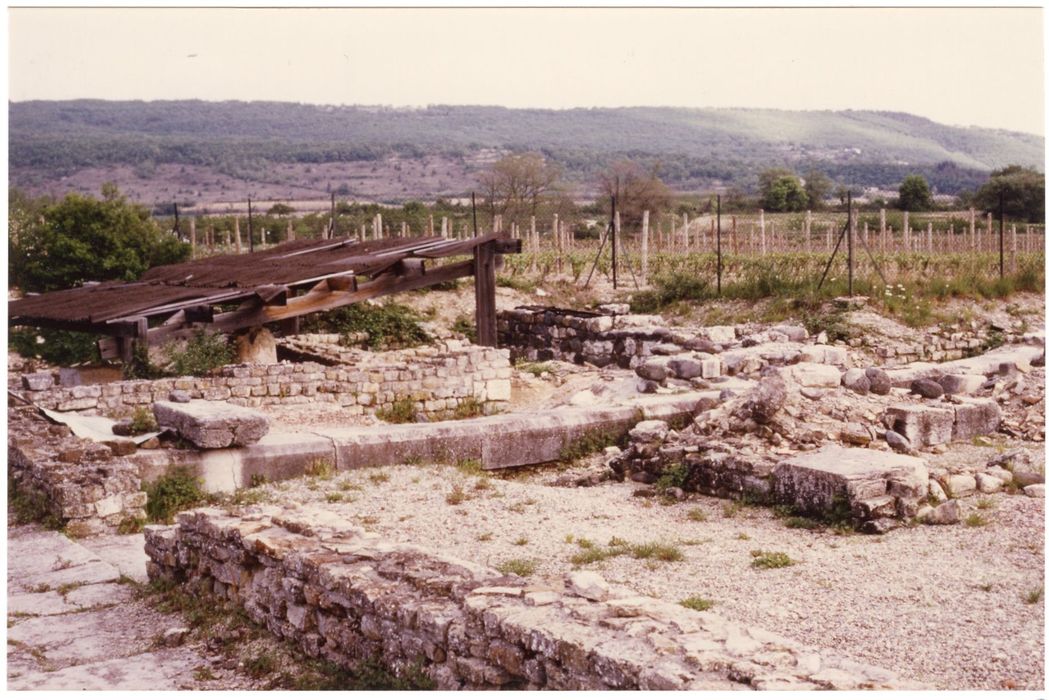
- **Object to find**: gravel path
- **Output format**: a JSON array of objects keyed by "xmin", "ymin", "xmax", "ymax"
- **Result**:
[{"xmin": 250, "ymin": 458, "xmax": 1045, "ymax": 690}]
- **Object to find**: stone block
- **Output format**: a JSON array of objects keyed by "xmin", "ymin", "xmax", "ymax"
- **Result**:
[
  {"xmin": 936, "ymin": 374, "xmax": 984, "ymax": 395},
  {"xmin": 771, "ymin": 446, "xmax": 928, "ymax": 519},
  {"xmin": 22, "ymin": 372, "xmax": 54, "ymax": 391},
  {"xmin": 789, "ymin": 363, "xmax": 842, "ymax": 388},
  {"xmin": 951, "ymin": 398, "xmax": 1001, "ymax": 442},
  {"xmin": 153, "ymin": 400, "xmax": 270, "ymax": 449},
  {"xmin": 884, "ymin": 404, "xmax": 954, "ymax": 448}
]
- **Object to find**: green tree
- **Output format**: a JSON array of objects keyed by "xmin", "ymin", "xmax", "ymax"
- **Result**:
[
  {"xmin": 974, "ymin": 165, "xmax": 1045, "ymax": 223},
  {"xmin": 9, "ymin": 184, "xmax": 190, "ymax": 293},
  {"xmin": 897, "ymin": 174, "xmax": 933, "ymax": 211},
  {"xmin": 802, "ymin": 170, "xmax": 832, "ymax": 211},
  {"xmin": 759, "ymin": 169, "xmax": 808, "ymax": 212},
  {"xmin": 267, "ymin": 202, "xmax": 295, "ymax": 217}
]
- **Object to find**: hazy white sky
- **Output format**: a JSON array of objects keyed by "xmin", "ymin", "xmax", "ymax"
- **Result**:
[{"xmin": 7, "ymin": 6, "xmax": 1046, "ymax": 135}]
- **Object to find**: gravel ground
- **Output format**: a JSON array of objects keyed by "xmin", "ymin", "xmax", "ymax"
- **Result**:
[{"xmin": 244, "ymin": 455, "xmax": 1045, "ymax": 691}]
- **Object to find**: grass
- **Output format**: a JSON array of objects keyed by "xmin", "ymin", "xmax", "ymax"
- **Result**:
[
  {"xmin": 686, "ymin": 507, "xmax": 708, "ymax": 522},
  {"xmin": 8, "ymin": 476, "xmax": 64, "ymax": 530},
  {"xmin": 476, "ymin": 532, "xmax": 493, "ymax": 542},
  {"xmin": 678, "ymin": 596, "xmax": 715, "ymax": 612},
  {"xmin": 496, "ymin": 559, "xmax": 536, "ymax": 577},
  {"xmin": 451, "ymin": 397, "xmax": 486, "ymax": 420},
  {"xmin": 375, "ymin": 398, "xmax": 417, "ymax": 424},
  {"xmin": 965, "ymin": 513, "xmax": 990, "ymax": 527},
  {"xmin": 512, "ymin": 536, "xmax": 529, "ymax": 546},
  {"xmin": 445, "ymin": 484, "xmax": 469, "ymax": 505},
  {"xmin": 559, "ymin": 428, "xmax": 621, "ymax": 464},
  {"xmin": 116, "ymin": 515, "xmax": 147, "ymax": 534},
  {"xmin": 569, "ymin": 537, "xmax": 684, "ymax": 566},
  {"xmin": 455, "ymin": 458, "xmax": 485, "ymax": 477},
  {"xmin": 515, "ymin": 361, "xmax": 553, "ymax": 377},
  {"xmin": 367, "ymin": 471, "xmax": 389, "ymax": 485},
  {"xmin": 304, "ymin": 459, "xmax": 335, "ymax": 480},
  {"xmin": 1025, "ymin": 587, "xmax": 1044, "ymax": 605},
  {"xmin": 129, "ymin": 406, "xmax": 159, "ymax": 434},
  {"xmin": 750, "ymin": 550, "xmax": 796, "ymax": 569},
  {"xmin": 721, "ymin": 501, "xmax": 745, "ymax": 519},
  {"xmin": 144, "ymin": 466, "xmax": 206, "ymax": 523}
]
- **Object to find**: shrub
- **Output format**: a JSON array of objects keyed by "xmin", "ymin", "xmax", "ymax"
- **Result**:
[
  {"xmin": 169, "ymin": 330, "xmax": 234, "ymax": 377},
  {"xmin": 376, "ymin": 398, "xmax": 417, "ymax": 424},
  {"xmin": 9, "ymin": 328, "xmax": 100, "ymax": 366},
  {"xmin": 129, "ymin": 406, "xmax": 159, "ymax": 434},
  {"xmin": 496, "ymin": 559, "xmax": 536, "ymax": 577},
  {"xmin": 686, "ymin": 507, "xmax": 708, "ymax": 522},
  {"xmin": 451, "ymin": 314, "xmax": 477, "ymax": 343},
  {"xmin": 445, "ymin": 484, "xmax": 469, "ymax": 505},
  {"xmin": 750, "ymin": 550, "xmax": 795, "ymax": 569},
  {"xmin": 451, "ymin": 397, "xmax": 485, "ymax": 419},
  {"xmin": 145, "ymin": 466, "xmax": 206, "ymax": 523},
  {"xmin": 655, "ymin": 463, "xmax": 689, "ymax": 492},
  {"xmin": 305, "ymin": 301, "xmax": 429, "ymax": 350},
  {"xmin": 679, "ymin": 596, "xmax": 714, "ymax": 612}
]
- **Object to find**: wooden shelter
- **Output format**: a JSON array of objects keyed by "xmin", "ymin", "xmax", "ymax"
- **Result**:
[{"xmin": 9, "ymin": 234, "xmax": 520, "ymax": 361}]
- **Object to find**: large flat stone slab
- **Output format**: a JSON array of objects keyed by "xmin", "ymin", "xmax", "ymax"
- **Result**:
[
  {"xmin": 772, "ymin": 447, "xmax": 928, "ymax": 519},
  {"xmin": 153, "ymin": 399, "xmax": 269, "ymax": 448},
  {"xmin": 9, "ymin": 648, "xmax": 202, "ymax": 691}
]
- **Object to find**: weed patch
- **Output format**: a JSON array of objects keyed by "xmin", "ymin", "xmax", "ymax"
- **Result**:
[
  {"xmin": 145, "ymin": 467, "xmax": 206, "ymax": 523},
  {"xmin": 750, "ymin": 550, "xmax": 795, "ymax": 569},
  {"xmin": 679, "ymin": 596, "xmax": 715, "ymax": 612}
]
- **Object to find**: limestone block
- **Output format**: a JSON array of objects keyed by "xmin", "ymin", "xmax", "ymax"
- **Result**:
[
  {"xmin": 22, "ymin": 372, "xmax": 54, "ymax": 391},
  {"xmin": 789, "ymin": 363, "xmax": 842, "ymax": 388},
  {"xmin": 485, "ymin": 379, "xmax": 511, "ymax": 402},
  {"xmin": 944, "ymin": 473, "xmax": 977, "ymax": 498},
  {"xmin": 771, "ymin": 446, "xmax": 928, "ymax": 518},
  {"xmin": 936, "ymin": 374, "xmax": 985, "ymax": 395},
  {"xmin": 153, "ymin": 400, "xmax": 269, "ymax": 448},
  {"xmin": 951, "ymin": 398, "xmax": 1001, "ymax": 442},
  {"xmin": 884, "ymin": 404, "xmax": 954, "ymax": 448}
]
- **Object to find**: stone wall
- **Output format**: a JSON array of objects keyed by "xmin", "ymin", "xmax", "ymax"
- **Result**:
[
  {"xmin": 8, "ymin": 406, "xmax": 147, "ymax": 537},
  {"xmin": 498, "ymin": 305, "xmax": 684, "ymax": 369},
  {"xmin": 849, "ymin": 325, "xmax": 1029, "ymax": 367},
  {"xmin": 17, "ymin": 340, "xmax": 511, "ymax": 419},
  {"xmin": 145, "ymin": 505, "xmax": 910, "ymax": 691}
]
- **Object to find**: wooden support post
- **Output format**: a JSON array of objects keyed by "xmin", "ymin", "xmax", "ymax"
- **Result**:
[
  {"xmin": 804, "ymin": 210, "xmax": 811, "ymax": 249},
  {"xmin": 926, "ymin": 223, "xmax": 932, "ymax": 253},
  {"xmin": 441, "ymin": 217, "xmax": 448, "ymax": 237},
  {"xmin": 400, "ymin": 221, "xmax": 407, "ymax": 238},
  {"xmin": 902, "ymin": 211, "xmax": 910, "ymax": 251},
  {"xmin": 234, "ymin": 217, "xmax": 242, "ymax": 253},
  {"xmin": 189, "ymin": 218, "xmax": 196, "ymax": 255},
  {"xmin": 641, "ymin": 210, "xmax": 649, "ymax": 282},
  {"xmin": 474, "ymin": 240, "xmax": 497, "ymax": 347},
  {"xmin": 879, "ymin": 208, "xmax": 886, "ymax": 237},
  {"xmin": 287, "ymin": 218, "xmax": 295, "ymax": 242}
]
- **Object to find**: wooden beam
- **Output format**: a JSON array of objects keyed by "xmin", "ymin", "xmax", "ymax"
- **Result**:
[
  {"xmin": 474, "ymin": 240, "xmax": 498, "ymax": 346},
  {"xmin": 145, "ymin": 259, "xmax": 476, "ymax": 345}
]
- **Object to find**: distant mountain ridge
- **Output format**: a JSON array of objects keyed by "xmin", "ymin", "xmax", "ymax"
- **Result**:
[{"xmin": 8, "ymin": 100, "xmax": 1044, "ymax": 198}]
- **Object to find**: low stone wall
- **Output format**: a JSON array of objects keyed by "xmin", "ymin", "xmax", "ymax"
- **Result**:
[
  {"xmin": 498, "ymin": 306, "xmax": 684, "ymax": 369},
  {"xmin": 8, "ymin": 406, "xmax": 147, "ymax": 536},
  {"xmin": 145, "ymin": 506, "xmax": 910, "ymax": 690},
  {"xmin": 17, "ymin": 340, "xmax": 511, "ymax": 419},
  {"xmin": 850, "ymin": 325, "xmax": 1029, "ymax": 367}
]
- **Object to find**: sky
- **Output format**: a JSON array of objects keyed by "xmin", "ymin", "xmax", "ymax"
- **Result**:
[{"xmin": 6, "ymin": 6, "xmax": 1046, "ymax": 135}]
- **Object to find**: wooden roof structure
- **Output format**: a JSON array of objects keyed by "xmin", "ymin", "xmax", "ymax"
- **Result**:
[{"xmin": 9, "ymin": 233, "xmax": 519, "ymax": 360}]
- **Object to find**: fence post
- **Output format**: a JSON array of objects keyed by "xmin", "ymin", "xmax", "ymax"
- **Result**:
[
  {"xmin": 641, "ymin": 210, "xmax": 650, "ymax": 283},
  {"xmin": 234, "ymin": 216, "xmax": 242, "ymax": 253},
  {"xmin": 902, "ymin": 211, "xmax": 909, "ymax": 251},
  {"xmin": 804, "ymin": 210, "xmax": 811, "ymax": 251},
  {"xmin": 969, "ymin": 208, "xmax": 976, "ymax": 249},
  {"xmin": 287, "ymin": 218, "xmax": 295, "ymax": 242},
  {"xmin": 189, "ymin": 218, "xmax": 196, "ymax": 255},
  {"xmin": 759, "ymin": 209, "xmax": 766, "ymax": 255},
  {"xmin": 682, "ymin": 212, "xmax": 690, "ymax": 250}
]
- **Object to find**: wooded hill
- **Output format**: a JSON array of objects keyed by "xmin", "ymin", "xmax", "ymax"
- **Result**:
[{"xmin": 9, "ymin": 100, "xmax": 1044, "ymax": 197}]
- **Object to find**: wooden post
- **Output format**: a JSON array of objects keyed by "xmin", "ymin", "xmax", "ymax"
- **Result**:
[
  {"xmin": 682, "ymin": 213, "xmax": 689, "ymax": 250},
  {"xmin": 474, "ymin": 240, "xmax": 497, "ymax": 347},
  {"xmin": 641, "ymin": 209, "xmax": 650, "ymax": 282},
  {"xmin": 759, "ymin": 209, "xmax": 766, "ymax": 255},
  {"xmin": 529, "ymin": 216, "xmax": 536, "ymax": 253},
  {"xmin": 189, "ymin": 218, "xmax": 196, "ymax": 255},
  {"xmin": 1010, "ymin": 224, "xmax": 1017, "ymax": 272},
  {"xmin": 879, "ymin": 208, "xmax": 886, "ymax": 237},
  {"xmin": 804, "ymin": 210, "xmax": 811, "ymax": 250},
  {"xmin": 731, "ymin": 215, "xmax": 737, "ymax": 254},
  {"xmin": 825, "ymin": 224, "xmax": 831, "ymax": 251},
  {"xmin": 926, "ymin": 223, "xmax": 932, "ymax": 253},
  {"xmin": 400, "ymin": 221, "xmax": 407, "ymax": 238},
  {"xmin": 234, "ymin": 216, "xmax": 242, "ymax": 254},
  {"xmin": 376, "ymin": 213, "xmax": 383, "ymax": 240},
  {"xmin": 986, "ymin": 212, "xmax": 993, "ymax": 254},
  {"xmin": 902, "ymin": 211, "xmax": 910, "ymax": 251},
  {"xmin": 286, "ymin": 219, "xmax": 294, "ymax": 242},
  {"xmin": 969, "ymin": 208, "xmax": 976, "ymax": 249}
]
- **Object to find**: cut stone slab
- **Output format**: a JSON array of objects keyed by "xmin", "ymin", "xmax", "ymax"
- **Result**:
[
  {"xmin": 789, "ymin": 363, "xmax": 842, "ymax": 388},
  {"xmin": 772, "ymin": 446, "xmax": 928, "ymax": 519},
  {"xmin": 884, "ymin": 404, "xmax": 954, "ymax": 449},
  {"xmin": 153, "ymin": 399, "xmax": 269, "ymax": 448},
  {"xmin": 936, "ymin": 374, "xmax": 985, "ymax": 396},
  {"xmin": 9, "ymin": 648, "xmax": 202, "ymax": 691},
  {"xmin": 950, "ymin": 398, "xmax": 1001, "ymax": 442}
]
